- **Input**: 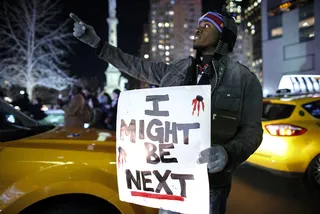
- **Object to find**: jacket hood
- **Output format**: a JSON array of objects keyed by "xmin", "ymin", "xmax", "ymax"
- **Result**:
[{"xmin": 215, "ymin": 11, "xmax": 238, "ymax": 58}]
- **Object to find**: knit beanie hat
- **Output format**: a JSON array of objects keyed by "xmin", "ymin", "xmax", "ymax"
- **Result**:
[{"xmin": 198, "ymin": 12, "xmax": 224, "ymax": 33}]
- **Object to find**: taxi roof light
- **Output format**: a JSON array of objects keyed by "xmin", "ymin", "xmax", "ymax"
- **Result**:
[
  {"xmin": 265, "ymin": 124, "xmax": 307, "ymax": 136},
  {"xmin": 265, "ymin": 89, "xmax": 320, "ymax": 99}
]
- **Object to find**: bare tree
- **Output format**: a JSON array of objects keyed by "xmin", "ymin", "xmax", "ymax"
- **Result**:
[{"xmin": 0, "ymin": 0, "xmax": 74, "ymax": 100}]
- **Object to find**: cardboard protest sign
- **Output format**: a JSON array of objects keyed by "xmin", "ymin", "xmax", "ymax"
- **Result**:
[{"xmin": 116, "ymin": 85, "xmax": 211, "ymax": 214}]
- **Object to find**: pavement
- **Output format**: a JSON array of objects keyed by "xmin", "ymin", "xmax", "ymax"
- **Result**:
[{"xmin": 227, "ymin": 164, "xmax": 320, "ymax": 214}]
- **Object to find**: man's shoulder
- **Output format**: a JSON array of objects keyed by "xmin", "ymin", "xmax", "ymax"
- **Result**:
[
  {"xmin": 166, "ymin": 57, "xmax": 192, "ymax": 75},
  {"xmin": 235, "ymin": 61, "xmax": 251, "ymax": 72},
  {"xmin": 170, "ymin": 57, "xmax": 191, "ymax": 66},
  {"xmin": 227, "ymin": 58, "xmax": 255, "ymax": 77}
]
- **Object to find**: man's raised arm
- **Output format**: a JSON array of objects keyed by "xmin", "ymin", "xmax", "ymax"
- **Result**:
[{"xmin": 70, "ymin": 13, "xmax": 168, "ymax": 85}]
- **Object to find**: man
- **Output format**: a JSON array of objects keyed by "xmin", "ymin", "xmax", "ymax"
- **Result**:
[{"xmin": 70, "ymin": 10, "xmax": 263, "ymax": 214}]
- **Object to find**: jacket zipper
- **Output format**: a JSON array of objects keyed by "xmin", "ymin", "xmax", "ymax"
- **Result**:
[
  {"xmin": 211, "ymin": 59, "xmax": 218, "ymax": 93},
  {"xmin": 212, "ymin": 113, "xmax": 237, "ymax": 120}
]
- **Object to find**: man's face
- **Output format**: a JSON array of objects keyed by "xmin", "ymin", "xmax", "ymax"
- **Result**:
[{"xmin": 193, "ymin": 21, "xmax": 220, "ymax": 50}]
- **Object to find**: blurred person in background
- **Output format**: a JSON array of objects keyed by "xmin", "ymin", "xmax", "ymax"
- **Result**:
[{"xmin": 58, "ymin": 84, "xmax": 92, "ymax": 128}]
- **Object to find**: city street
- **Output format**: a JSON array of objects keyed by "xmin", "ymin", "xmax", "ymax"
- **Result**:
[{"xmin": 227, "ymin": 164, "xmax": 320, "ymax": 214}]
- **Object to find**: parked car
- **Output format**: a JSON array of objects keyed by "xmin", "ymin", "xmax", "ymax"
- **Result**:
[
  {"xmin": 247, "ymin": 92, "xmax": 320, "ymax": 189},
  {"xmin": 0, "ymin": 99, "xmax": 157, "ymax": 214}
]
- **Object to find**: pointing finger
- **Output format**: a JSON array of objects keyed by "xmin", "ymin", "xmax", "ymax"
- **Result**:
[{"xmin": 70, "ymin": 13, "xmax": 82, "ymax": 23}]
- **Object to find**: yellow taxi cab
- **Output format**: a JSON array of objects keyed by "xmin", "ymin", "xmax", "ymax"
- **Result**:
[
  {"xmin": 247, "ymin": 91, "xmax": 320, "ymax": 189},
  {"xmin": 0, "ymin": 99, "xmax": 158, "ymax": 214}
]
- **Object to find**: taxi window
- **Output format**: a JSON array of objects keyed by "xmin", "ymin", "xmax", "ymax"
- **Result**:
[
  {"xmin": 302, "ymin": 100, "xmax": 320, "ymax": 119},
  {"xmin": 262, "ymin": 102, "xmax": 295, "ymax": 121}
]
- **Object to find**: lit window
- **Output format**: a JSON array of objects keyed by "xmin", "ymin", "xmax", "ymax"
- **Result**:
[
  {"xmin": 158, "ymin": 23, "xmax": 163, "ymax": 27},
  {"xmin": 144, "ymin": 54, "xmax": 149, "ymax": 59},
  {"xmin": 184, "ymin": 24, "xmax": 188, "ymax": 28},
  {"xmin": 152, "ymin": 46, "xmax": 156, "ymax": 51},
  {"xmin": 165, "ymin": 22, "xmax": 170, "ymax": 27},
  {"xmin": 144, "ymin": 38, "xmax": 149, "ymax": 43},
  {"xmin": 166, "ymin": 57, "xmax": 170, "ymax": 61},
  {"xmin": 299, "ymin": 16, "xmax": 315, "ymax": 29},
  {"xmin": 170, "ymin": 45, "xmax": 174, "ymax": 49},
  {"xmin": 165, "ymin": 51, "xmax": 170, "ymax": 56},
  {"xmin": 152, "ymin": 29, "xmax": 157, "ymax": 34},
  {"xmin": 158, "ymin": 45, "xmax": 164, "ymax": 49},
  {"xmin": 271, "ymin": 27, "xmax": 283, "ymax": 37},
  {"xmin": 165, "ymin": 45, "xmax": 170, "ymax": 50},
  {"xmin": 189, "ymin": 35, "xmax": 194, "ymax": 40},
  {"xmin": 299, "ymin": 3, "xmax": 315, "ymax": 42},
  {"xmin": 169, "ymin": 11, "xmax": 174, "ymax": 15}
]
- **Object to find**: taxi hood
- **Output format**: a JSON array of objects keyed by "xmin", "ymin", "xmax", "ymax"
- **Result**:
[{"xmin": 3, "ymin": 126, "xmax": 116, "ymax": 153}]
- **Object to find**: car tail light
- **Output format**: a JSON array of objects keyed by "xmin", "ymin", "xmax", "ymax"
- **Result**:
[{"xmin": 265, "ymin": 124, "xmax": 307, "ymax": 136}]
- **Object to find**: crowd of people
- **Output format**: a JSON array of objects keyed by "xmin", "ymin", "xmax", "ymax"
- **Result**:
[
  {"xmin": 0, "ymin": 84, "xmax": 121, "ymax": 131},
  {"xmin": 57, "ymin": 84, "xmax": 120, "ymax": 130}
]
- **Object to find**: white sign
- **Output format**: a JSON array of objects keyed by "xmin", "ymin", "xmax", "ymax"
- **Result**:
[{"xmin": 116, "ymin": 85, "xmax": 211, "ymax": 214}]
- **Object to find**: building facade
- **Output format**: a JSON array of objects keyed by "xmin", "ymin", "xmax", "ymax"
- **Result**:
[
  {"xmin": 262, "ymin": 0, "xmax": 319, "ymax": 95},
  {"xmin": 225, "ymin": 0, "xmax": 259, "ymax": 82},
  {"xmin": 242, "ymin": 0, "xmax": 263, "ymax": 83},
  {"xmin": 139, "ymin": 24, "xmax": 152, "ymax": 88},
  {"xmin": 149, "ymin": 0, "xmax": 202, "ymax": 63}
]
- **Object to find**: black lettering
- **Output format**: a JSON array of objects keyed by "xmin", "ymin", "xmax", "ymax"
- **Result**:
[
  {"xmin": 139, "ymin": 120, "xmax": 145, "ymax": 140},
  {"xmin": 165, "ymin": 121, "xmax": 178, "ymax": 144},
  {"xmin": 146, "ymin": 119, "xmax": 164, "ymax": 143},
  {"xmin": 171, "ymin": 173, "xmax": 194, "ymax": 197},
  {"xmin": 141, "ymin": 171, "xmax": 154, "ymax": 192},
  {"xmin": 120, "ymin": 119, "xmax": 136, "ymax": 143},
  {"xmin": 176, "ymin": 123, "xmax": 200, "ymax": 145},
  {"xmin": 126, "ymin": 169, "xmax": 141, "ymax": 190},
  {"xmin": 159, "ymin": 143, "xmax": 178, "ymax": 163},
  {"xmin": 153, "ymin": 170, "xmax": 173, "ymax": 195},
  {"xmin": 145, "ymin": 95, "xmax": 170, "ymax": 116},
  {"xmin": 144, "ymin": 142, "xmax": 160, "ymax": 164}
]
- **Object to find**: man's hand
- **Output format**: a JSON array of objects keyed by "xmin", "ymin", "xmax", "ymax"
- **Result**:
[
  {"xmin": 69, "ymin": 13, "xmax": 101, "ymax": 48},
  {"xmin": 198, "ymin": 145, "xmax": 228, "ymax": 173}
]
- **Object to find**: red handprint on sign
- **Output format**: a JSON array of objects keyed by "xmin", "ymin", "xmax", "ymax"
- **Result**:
[
  {"xmin": 192, "ymin": 95, "xmax": 205, "ymax": 116},
  {"xmin": 117, "ymin": 146, "xmax": 127, "ymax": 167}
]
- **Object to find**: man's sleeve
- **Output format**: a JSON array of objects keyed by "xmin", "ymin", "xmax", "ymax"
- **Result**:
[
  {"xmin": 96, "ymin": 41, "xmax": 168, "ymax": 85},
  {"xmin": 223, "ymin": 72, "xmax": 263, "ymax": 170}
]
